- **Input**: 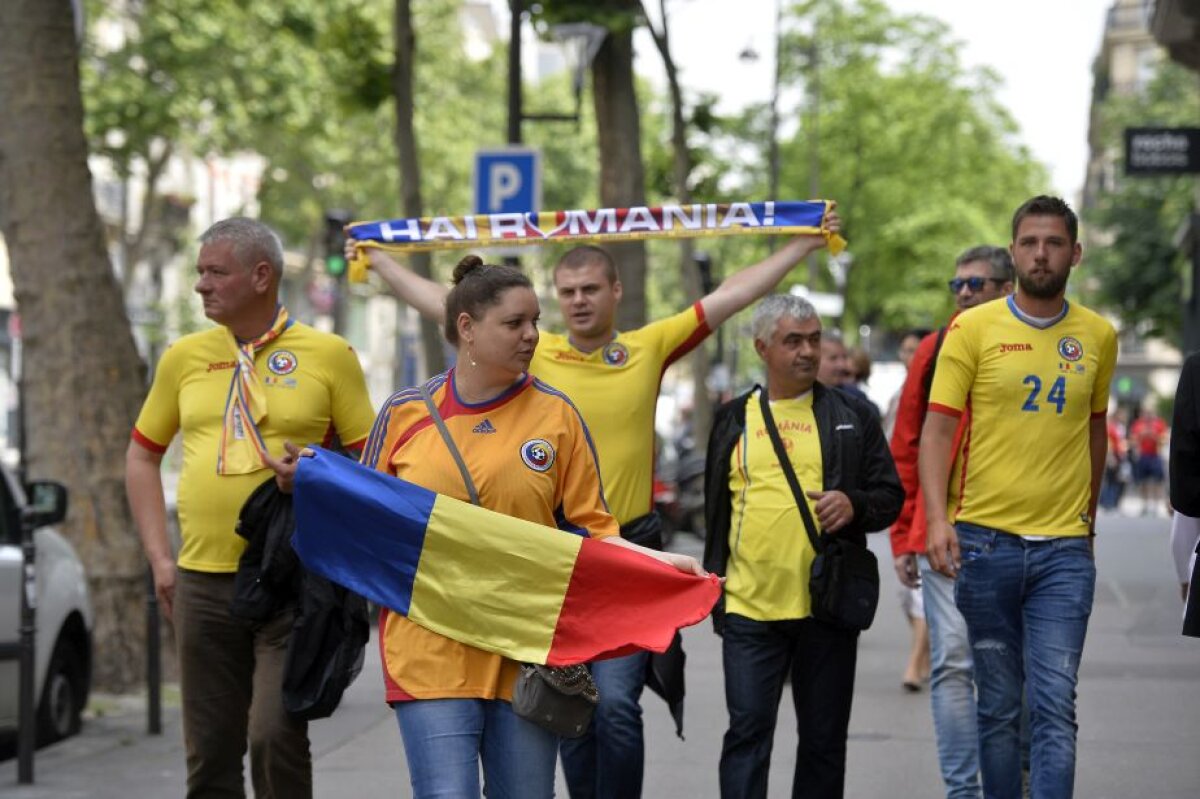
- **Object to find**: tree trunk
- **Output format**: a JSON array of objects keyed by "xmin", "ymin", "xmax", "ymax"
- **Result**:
[
  {"xmin": 393, "ymin": 0, "xmax": 444, "ymax": 381},
  {"xmin": 592, "ymin": 1, "xmax": 648, "ymax": 331},
  {"xmin": 645, "ymin": 1, "xmax": 712, "ymax": 444},
  {"xmin": 0, "ymin": 0, "xmax": 150, "ymax": 690}
]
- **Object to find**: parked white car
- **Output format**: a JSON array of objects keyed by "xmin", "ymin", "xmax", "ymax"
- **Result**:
[{"xmin": 0, "ymin": 467, "xmax": 92, "ymax": 744}]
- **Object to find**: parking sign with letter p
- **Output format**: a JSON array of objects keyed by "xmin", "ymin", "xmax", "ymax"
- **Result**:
[{"xmin": 474, "ymin": 148, "xmax": 541, "ymax": 215}]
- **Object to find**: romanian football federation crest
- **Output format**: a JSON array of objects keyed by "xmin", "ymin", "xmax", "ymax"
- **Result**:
[
  {"xmin": 520, "ymin": 439, "xmax": 556, "ymax": 472},
  {"xmin": 267, "ymin": 350, "xmax": 299, "ymax": 375},
  {"xmin": 1057, "ymin": 337, "xmax": 1083, "ymax": 363},
  {"xmin": 602, "ymin": 342, "xmax": 629, "ymax": 367}
]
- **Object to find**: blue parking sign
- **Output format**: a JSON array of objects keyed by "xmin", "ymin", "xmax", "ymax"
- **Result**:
[{"xmin": 474, "ymin": 148, "xmax": 541, "ymax": 215}]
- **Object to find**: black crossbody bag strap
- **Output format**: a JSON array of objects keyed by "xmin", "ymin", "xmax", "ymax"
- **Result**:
[
  {"xmin": 419, "ymin": 384, "xmax": 480, "ymax": 506},
  {"xmin": 757, "ymin": 386, "xmax": 824, "ymax": 553}
]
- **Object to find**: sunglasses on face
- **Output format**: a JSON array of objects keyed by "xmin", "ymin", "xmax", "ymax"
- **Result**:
[{"xmin": 948, "ymin": 276, "xmax": 1005, "ymax": 293}]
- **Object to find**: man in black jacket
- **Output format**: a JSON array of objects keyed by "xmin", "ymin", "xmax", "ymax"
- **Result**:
[{"xmin": 703, "ymin": 294, "xmax": 902, "ymax": 799}]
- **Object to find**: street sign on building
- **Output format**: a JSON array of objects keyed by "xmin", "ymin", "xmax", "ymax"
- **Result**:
[
  {"xmin": 473, "ymin": 148, "xmax": 541, "ymax": 215},
  {"xmin": 1125, "ymin": 127, "xmax": 1200, "ymax": 175}
]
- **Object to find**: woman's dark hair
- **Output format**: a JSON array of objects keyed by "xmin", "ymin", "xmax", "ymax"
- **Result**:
[{"xmin": 443, "ymin": 255, "xmax": 533, "ymax": 345}]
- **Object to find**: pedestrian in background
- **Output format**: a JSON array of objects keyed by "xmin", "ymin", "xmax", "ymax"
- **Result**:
[
  {"xmin": 921, "ymin": 196, "xmax": 1117, "ymax": 798},
  {"xmin": 816, "ymin": 329, "xmax": 852, "ymax": 388},
  {"xmin": 704, "ymin": 294, "xmax": 902, "ymax": 799},
  {"xmin": 359, "ymin": 212, "xmax": 840, "ymax": 798},
  {"xmin": 846, "ymin": 345, "xmax": 882, "ymax": 419},
  {"xmin": 1130, "ymin": 403, "xmax": 1168, "ymax": 516},
  {"xmin": 883, "ymin": 328, "xmax": 929, "ymax": 439},
  {"xmin": 125, "ymin": 218, "xmax": 376, "ymax": 798},
  {"xmin": 1098, "ymin": 408, "xmax": 1129, "ymax": 512},
  {"xmin": 890, "ymin": 245, "xmax": 1015, "ymax": 797}
]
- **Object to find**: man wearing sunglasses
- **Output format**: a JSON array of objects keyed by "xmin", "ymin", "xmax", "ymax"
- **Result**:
[{"xmin": 889, "ymin": 245, "xmax": 1013, "ymax": 798}]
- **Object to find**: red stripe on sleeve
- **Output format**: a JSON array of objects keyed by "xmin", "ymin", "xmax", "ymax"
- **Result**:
[
  {"xmin": 131, "ymin": 428, "xmax": 168, "ymax": 454},
  {"xmin": 546, "ymin": 539, "xmax": 721, "ymax": 666},
  {"xmin": 662, "ymin": 302, "xmax": 713, "ymax": 370},
  {"xmin": 1090, "ymin": 410, "xmax": 1107, "ymax": 419},
  {"xmin": 927, "ymin": 403, "xmax": 963, "ymax": 419}
]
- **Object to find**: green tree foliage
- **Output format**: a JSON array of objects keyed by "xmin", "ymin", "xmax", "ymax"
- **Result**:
[
  {"xmin": 1084, "ymin": 60, "xmax": 1200, "ymax": 343},
  {"xmin": 81, "ymin": 0, "xmax": 601, "ymax": 291},
  {"xmin": 730, "ymin": 0, "xmax": 1047, "ymax": 336}
]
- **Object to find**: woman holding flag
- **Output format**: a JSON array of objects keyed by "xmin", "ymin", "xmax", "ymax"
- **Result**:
[{"xmin": 326, "ymin": 254, "xmax": 707, "ymax": 798}]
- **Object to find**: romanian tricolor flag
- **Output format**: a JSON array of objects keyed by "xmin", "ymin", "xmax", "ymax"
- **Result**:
[{"xmin": 292, "ymin": 448, "xmax": 721, "ymax": 666}]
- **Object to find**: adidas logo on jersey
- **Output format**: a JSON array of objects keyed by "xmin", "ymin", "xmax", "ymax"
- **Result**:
[{"xmin": 472, "ymin": 419, "xmax": 497, "ymax": 434}]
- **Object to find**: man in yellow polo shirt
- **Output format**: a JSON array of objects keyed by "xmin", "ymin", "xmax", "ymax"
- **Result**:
[
  {"xmin": 125, "ymin": 218, "xmax": 374, "ymax": 798},
  {"xmin": 361, "ymin": 214, "xmax": 838, "ymax": 798},
  {"xmin": 920, "ymin": 196, "xmax": 1117, "ymax": 798},
  {"xmin": 702, "ymin": 294, "xmax": 902, "ymax": 798}
]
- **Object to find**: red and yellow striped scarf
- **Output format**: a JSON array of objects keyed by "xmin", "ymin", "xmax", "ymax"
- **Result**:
[{"xmin": 217, "ymin": 306, "xmax": 291, "ymax": 475}]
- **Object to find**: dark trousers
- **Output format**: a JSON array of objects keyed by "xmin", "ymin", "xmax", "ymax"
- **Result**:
[
  {"xmin": 175, "ymin": 569, "xmax": 311, "ymax": 799},
  {"xmin": 560, "ymin": 513, "xmax": 662, "ymax": 799},
  {"xmin": 719, "ymin": 614, "xmax": 858, "ymax": 799}
]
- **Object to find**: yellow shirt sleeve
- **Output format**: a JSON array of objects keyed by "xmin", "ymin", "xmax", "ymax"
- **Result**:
[
  {"xmin": 1091, "ymin": 325, "xmax": 1119, "ymax": 414},
  {"xmin": 555, "ymin": 402, "xmax": 619, "ymax": 540},
  {"xmin": 325, "ymin": 341, "xmax": 375, "ymax": 447},
  {"xmin": 639, "ymin": 303, "xmax": 710, "ymax": 365},
  {"xmin": 362, "ymin": 388, "xmax": 423, "ymax": 472},
  {"xmin": 929, "ymin": 316, "xmax": 980, "ymax": 415},
  {"xmin": 132, "ymin": 342, "xmax": 185, "ymax": 450}
]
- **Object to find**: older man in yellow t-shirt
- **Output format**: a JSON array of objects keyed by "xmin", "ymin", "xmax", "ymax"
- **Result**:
[
  {"xmin": 703, "ymin": 294, "xmax": 902, "ymax": 798},
  {"xmin": 126, "ymin": 218, "xmax": 374, "ymax": 799}
]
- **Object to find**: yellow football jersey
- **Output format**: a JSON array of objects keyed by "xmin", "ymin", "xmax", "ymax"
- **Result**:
[
  {"xmin": 726, "ymin": 389, "xmax": 823, "ymax": 621},
  {"xmin": 928, "ymin": 297, "xmax": 1117, "ymax": 537},
  {"xmin": 530, "ymin": 304, "xmax": 710, "ymax": 525},
  {"xmin": 133, "ymin": 323, "xmax": 374, "ymax": 571},
  {"xmin": 362, "ymin": 370, "xmax": 618, "ymax": 702}
]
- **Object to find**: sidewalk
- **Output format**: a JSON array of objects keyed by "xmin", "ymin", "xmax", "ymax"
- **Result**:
[{"xmin": 0, "ymin": 658, "xmax": 400, "ymax": 799}]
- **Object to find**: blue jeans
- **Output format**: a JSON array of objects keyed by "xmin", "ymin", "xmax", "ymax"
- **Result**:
[
  {"xmin": 395, "ymin": 698, "xmax": 558, "ymax": 799},
  {"xmin": 719, "ymin": 614, "xmax": 858, "ymax": 799},
  {"xmin": 560, "ymin": 651, "xmax": 649, "ymax": 799},
  {"xmin": 920, "ymin": 556, "xmax": 981, "ymax": 799},
  {"xmin": 954, "ymin": 523, "xmax": 1095, "ymax": 799}
]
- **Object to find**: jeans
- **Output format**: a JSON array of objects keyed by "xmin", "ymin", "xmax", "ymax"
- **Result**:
[
  {"xmin": 954, "ymin": 523, "xmax": 1095, "ymax": 799},
  {"xmin": 920, "ymin": 557, "xmax": 981, "ymax": 799},
  {"xmin": 719, "ymin": 614, "xmax": 858, "ymax": 799},
  {"xmin": 175, "ymin": 569, "xmax": 310, "ymax": 799},
  {"xmin": 395, "ymin": 698, "xmax": 558, "ymax": 799},
  {"xmin": 560, "ymin": 650, "xmax": 650, "ymax": 798}
]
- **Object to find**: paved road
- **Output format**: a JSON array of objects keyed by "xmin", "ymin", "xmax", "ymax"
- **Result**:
[{"xmin": 3, "ymin": 511, "xmax": 1197, "ymax": 797}]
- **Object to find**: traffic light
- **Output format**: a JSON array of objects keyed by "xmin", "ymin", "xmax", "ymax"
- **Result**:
[{"xmin": 323, "ymin": 209, "xmax": 353, "ymax": 278}]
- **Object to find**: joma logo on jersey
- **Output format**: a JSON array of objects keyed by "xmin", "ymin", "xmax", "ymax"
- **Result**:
[
  {"xmin": 206, "ymin": 360, "xmax": 237, "ymax": 372},
  {"xmin": 555, "ymin": 351, "xmax": 585, "ymax": 362},
  {"xmin": 998, "ymin": 343, "xmax": 1033, "ymax": 354}
]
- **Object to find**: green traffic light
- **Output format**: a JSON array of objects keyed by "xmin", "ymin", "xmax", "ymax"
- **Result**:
[{"xmin": 326, "ymin": 254, "xmax": 347, "ymax": 276}]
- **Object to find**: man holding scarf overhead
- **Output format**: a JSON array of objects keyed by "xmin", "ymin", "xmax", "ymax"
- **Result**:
[
  {"xmin": 356, "ymin": 202, "xmax": 839, "ymax": 799},
  {"xmin": 125, "ymin": 217, "xmax": 374, "ymax": 798}
]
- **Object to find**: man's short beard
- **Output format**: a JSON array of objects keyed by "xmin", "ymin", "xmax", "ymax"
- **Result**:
[{"xmin": 1018, "ymin": 270, "xmax": 1069, "ymax": 300}]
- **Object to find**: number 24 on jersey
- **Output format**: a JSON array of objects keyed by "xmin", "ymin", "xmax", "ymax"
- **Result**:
[{"xmin": 1021, "ymin": 374, "xmax": 1067, "ymax": 414}]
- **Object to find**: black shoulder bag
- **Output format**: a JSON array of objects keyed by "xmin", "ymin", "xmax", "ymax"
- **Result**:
[
  {"xmin": 758, "ymin": 387, "xmax": 880, "ymax": 631},
  {"xmin": 418, "ymin": 385, "xmax": 599, "ymax": 737}
]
